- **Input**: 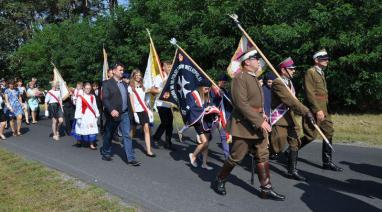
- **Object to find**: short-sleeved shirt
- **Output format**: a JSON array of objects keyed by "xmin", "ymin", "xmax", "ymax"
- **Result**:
[
  {"xmin": 153, "ymin": 75, "xmax": 171, "ymax": 108},
  {"xmin": 128, "ymin": 85, "xmax": 146, "ymax": 113},
  {"xmin": 45, "ymin": 90, "xmax": 61, "ymax": 104}
]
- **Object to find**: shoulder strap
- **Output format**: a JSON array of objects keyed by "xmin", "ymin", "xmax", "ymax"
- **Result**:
[
  {"xmin": 131, "ymin": 87, "xmax": 148, "ymax": 112},
  {"xmin": 79, "ymin": 95, "xmax": 96, "ymax": 117},
  {"xmin": 47, "ymin": 91, "xmax": 61, "ymax": 107}
]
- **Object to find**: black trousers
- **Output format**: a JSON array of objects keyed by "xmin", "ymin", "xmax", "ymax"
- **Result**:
[
  {"xmin": 63, "ymin": 106, "xmax": 75, "ymax": 135},
  {"xmin": 154, "ymin": 107, "xmax": 173, "ymax": 143}
]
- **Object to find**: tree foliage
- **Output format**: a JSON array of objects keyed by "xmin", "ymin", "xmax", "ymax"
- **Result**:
[{"xmin": 4, "ymin": 0, "xmax": 382, "ymax": 112}]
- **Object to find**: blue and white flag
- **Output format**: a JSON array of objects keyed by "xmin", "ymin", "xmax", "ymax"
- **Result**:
[{"xmin": 159, "ymin": 48, "xmax": 208, "ymax": 125}]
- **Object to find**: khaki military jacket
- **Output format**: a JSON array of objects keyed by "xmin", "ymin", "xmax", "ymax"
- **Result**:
[
  {"xmin": 228, "ymin": 71, "xmax": 265, "ymax": 139},
  {"xmin": 271, "ymin": 78, "xmax": 309, "ymax": 127},
  {"xmin": 303, "ymin": 66, "xmax": 329, "ymax": 115}
]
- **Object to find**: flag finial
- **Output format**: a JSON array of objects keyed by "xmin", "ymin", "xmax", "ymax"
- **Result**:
[
  {"xmin": 170, "ymin": 37, "xmax": 177, "ymax": 46},
  {"xmin": 228, "ymin": 14, "xmax": 239, "ymax": 24}
]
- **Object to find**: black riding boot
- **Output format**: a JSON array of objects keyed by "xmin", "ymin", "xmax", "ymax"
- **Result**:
[
  {"xmin": 286, "ymin": 150, "xmax": 305, "ymax": 181},
  {"xmin": 299, "ymin": 136, "xmax": 311, "ymax": 150},
  {"xmin": 257, "ymin": 162, "xmax": 286, "ymax": 201},
  {"xmin": 213, "ymin": 162, "xmax": 234, "ymax": 195},
  {"xmin": 322, "ymin": 138, "xmax": 343, "ymax": 172}
]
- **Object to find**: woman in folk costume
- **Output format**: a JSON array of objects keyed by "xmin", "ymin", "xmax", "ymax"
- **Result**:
[
  {"xmin": 188, "ymin": 79, "xmax": 220, "ymax": 170},
  {"xmin": 129, "ymin": 69, "xmax": 156, "ymax": 157},
  {"xmin": 72, "ymin": 83, "xmax": 100, "ymax": 150},
  {"xmin": 44, "ymin": 81, "xmax": 64, "ymax": 141},
  {"xmin": 4, "ymin": 79, "xmax": 24, "ymax": 136}
]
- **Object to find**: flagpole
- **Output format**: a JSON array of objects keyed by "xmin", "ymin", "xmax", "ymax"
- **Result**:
[
  {"xmin": 146, "ymin": 29, "xmax": 164, "ymax": 79},
  {"xmin": 228, "ymin": 14, "xmax": 333, "ymax": 151},
  {"xmin": 169, "ymin": 38, "xmax": 219, "ymax": 89}
]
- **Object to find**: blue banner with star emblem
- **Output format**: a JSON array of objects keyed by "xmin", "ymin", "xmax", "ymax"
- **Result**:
[{"xmin": 159, "ymin": 48, "xmax": 207, "ymax": 124}]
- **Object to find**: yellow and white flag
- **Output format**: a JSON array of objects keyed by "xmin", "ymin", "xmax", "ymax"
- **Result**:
[
  {"xmin": 143, "ymin": 36, "xmax": 162, "ymax": 90},
  {"xmin": 143, "ymin": 30, "xmax": 163, "ymax": 108},
  {"xmin": 52, "ymin": 63, "xmax": 69, "ymax": 99},
  {"xmin": 227, "ymin": 36, "xmax": 266, "ymax": 78},
  {"xmin": 102, "ymin": 47, "xmax": 109, "ymax": 81}
]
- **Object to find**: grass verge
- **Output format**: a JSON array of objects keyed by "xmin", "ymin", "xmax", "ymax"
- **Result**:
[
  {"xmin": 0, "ymin": 148, "xmax": 135, "ymax": 211},
  {"xmin": 332, "ymin": 114, "xmax": 382, "ymax": 146}
]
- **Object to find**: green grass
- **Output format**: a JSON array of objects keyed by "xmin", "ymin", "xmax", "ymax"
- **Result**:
[
  {"xmin": 332, "ymin": 114, "xmax": 382, "ymax": 146},
  {"xmin": 0, "ymin": 148, "xmax": 135, "ymax": 211}
]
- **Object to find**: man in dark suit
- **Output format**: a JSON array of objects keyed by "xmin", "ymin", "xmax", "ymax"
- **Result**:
[{"xmin": 100, "ymin": 63, "xmax": 140, "ymax": 166}]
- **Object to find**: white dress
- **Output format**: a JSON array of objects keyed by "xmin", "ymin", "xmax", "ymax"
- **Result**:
[{"xmin": 74, "ymin": 94, "xmax": 100, "ymax": 137}]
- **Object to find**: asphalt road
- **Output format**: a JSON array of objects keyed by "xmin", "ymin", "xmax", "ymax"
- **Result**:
[{"xmin": 0, "ymin": 119, "xmax": 381, "ymax": 212}]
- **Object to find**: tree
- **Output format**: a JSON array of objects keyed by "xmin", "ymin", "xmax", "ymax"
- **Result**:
[{"xmin": 8, "ymin": 0, "xmax": 382, "ymax": 112}]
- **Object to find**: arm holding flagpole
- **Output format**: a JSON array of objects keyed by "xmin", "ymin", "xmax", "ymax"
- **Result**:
[{"xmin": 228, "ymin": 14, "xmax": 333, "ymax": 152}]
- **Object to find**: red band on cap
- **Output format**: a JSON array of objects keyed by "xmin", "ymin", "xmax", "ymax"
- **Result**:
[{"xmin": 279, "ymin": 59, "xmax": 294, "ymax": 69}]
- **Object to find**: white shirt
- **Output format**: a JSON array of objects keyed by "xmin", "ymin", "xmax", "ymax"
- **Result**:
[
  {"xmin": 153, "ymin": 75, "xmax": 172, "ymax": 108},
  {"xmin": 45, "ymin": 90, "xmax": 61, "ymax": 104},
  {"xmin": 128, "ymin": 85, "xmax": 147, "ymax": 112},
  {"xmin": 0, "ymin": 96, "xmax": 3, "ymax": 109}
]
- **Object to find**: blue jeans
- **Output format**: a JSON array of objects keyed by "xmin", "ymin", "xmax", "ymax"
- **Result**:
[{"xmin": 101, "ymin": 112, "xmax": 135, "ymax": 161}]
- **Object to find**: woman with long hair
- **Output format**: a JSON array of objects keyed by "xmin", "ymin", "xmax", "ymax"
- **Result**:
[
  {"xmin": 128, "ymin": 69, "xmax": 156, "ymax": 157},
  {"xmin": 188, "ymin": 79, "xmax": 220, "ymax": 170},
  {"xmin": 45, "ymin": 81, "xmax": 64, "ymax": 141},
  {"xmin": 4, "ymin": 79, "xmax": 24, "ymax": 136}
]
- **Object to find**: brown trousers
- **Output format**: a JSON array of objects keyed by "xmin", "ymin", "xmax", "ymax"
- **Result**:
[
  {"xmin": 227, "ymin": 136, "xmax": 269, "ymax": 166},
  {"xmin": 302, "ymin": 115, "xmax": 334, "ymax": 141},
  {"xmin": 270, "ymin": 125, "xmax": 301, "ymax": 153}
]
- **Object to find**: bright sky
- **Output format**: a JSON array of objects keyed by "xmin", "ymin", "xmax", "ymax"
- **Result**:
[{"xmin": 119, "ymin": 0, "xmax": 129, "ymax": 7}]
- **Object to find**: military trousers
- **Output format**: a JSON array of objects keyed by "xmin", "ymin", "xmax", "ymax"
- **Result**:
[
  {"xmin": 227, "ymin": 136, "xmax": 269, "ymax": 166},
  {"xmin": 302, "ymin": 115, "xmax": 334, "ymax": 141},
  {"xmin": 270, "ymin": 125, "xmax": 300, "ymax": 153}
]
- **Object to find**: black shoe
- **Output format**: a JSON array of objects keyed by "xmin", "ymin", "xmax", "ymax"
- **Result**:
[
  {"xmin": 102, "ymin": 155, "xmax": 112, "ymax": 161},
  {"xmin": 323, "ymin": 162, "xmax": 343, "ymax": 172},
  {"xmin": 286, "ymin": 171, "xmax": 306, "ymax": 181},
  {"xmin": 287, "ymin": 150, "xmax": 305, "ymax": 181},
  {"xmin": 213, "ymin": 177, "xmax": 227, "ymax": 195},
  {"xmin": 128, "ymin": 160, "xmax": 141, "ymax": 166},
  {"xmin": 260, "ymin": 187, "xmax": 286, "ymax": 201},
  {"xmin": 146, "ymin": 152, "xmax": 156, "ymax": 158}
]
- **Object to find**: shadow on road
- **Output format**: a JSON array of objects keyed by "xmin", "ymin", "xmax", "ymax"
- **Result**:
[
  {"xmin": 340, "ymin": 161, "xmax": 382, "ymax": 179},
  {"xmin": 296, "ymin": 167, "xmax": 382, "ymax": 211}
]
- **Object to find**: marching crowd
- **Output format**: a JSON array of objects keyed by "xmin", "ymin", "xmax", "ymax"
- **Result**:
[{"xmin": 0, "ymin": 48, "xmax": 343, "ymax": 201}]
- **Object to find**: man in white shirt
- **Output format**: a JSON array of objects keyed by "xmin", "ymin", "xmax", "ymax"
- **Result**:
[{"xmin": 149, "ymin": 61, "xmax": 175, "ymax": 150}]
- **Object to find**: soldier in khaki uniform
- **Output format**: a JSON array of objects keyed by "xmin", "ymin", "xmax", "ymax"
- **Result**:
[
  {"xmin": 300, "ymin": 50, "xmax": 343, "ymax": 172},
  {"xmin": 269, "ymin": 57, "xmax": 315, "ymax": 181},
  {"xmin": 213, "ymin": 48, "xmax": 285, "ymax": 201}
]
